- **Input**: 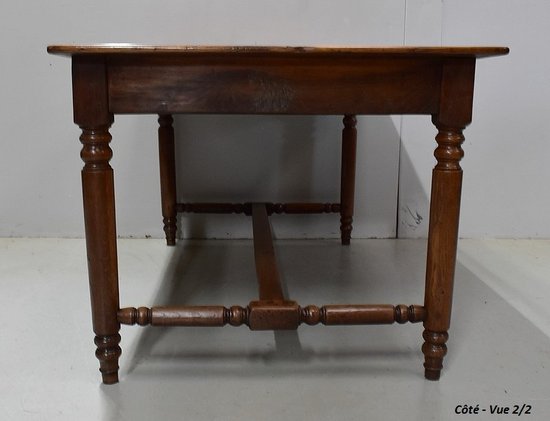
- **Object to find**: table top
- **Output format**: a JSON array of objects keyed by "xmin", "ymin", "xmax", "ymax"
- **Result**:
[{"xmin": 47, "ymin": 44, "xmax": 509, "ymax": 59}]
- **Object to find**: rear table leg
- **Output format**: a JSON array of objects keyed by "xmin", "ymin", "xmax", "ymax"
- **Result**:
[
  {"xmin": 340, "ymin": 114, "xmax": 357, "ymax": 245},
  {"xmin": 158, "ymin": 114, "xmax": 177, "ymax": 245}
]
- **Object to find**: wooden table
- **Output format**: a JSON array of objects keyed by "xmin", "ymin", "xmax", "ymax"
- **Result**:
[{"xmin": 47, "ymin": 44, "xmax": 508, "ymax": 384}]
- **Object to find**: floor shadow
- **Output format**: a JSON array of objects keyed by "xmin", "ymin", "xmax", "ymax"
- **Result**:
[
  {"xmin": 123, "ymin": 241, "xmax": 227, "ymax": 373},
  {"xmin": 98, "ymin": 239, "xmax": 549, "ymax": 421},
  {"xmin": 121, "ymin": 239, "xmax": 493, "ymax": 379},
  {"xmin": 122, "ymin": 239, "xmax": 428, "ymax": 380}
]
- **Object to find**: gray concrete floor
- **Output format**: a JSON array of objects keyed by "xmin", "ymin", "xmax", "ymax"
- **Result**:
[{"xmin": 1, "ymin": 238, "xmax": 549, "ymax": 420}]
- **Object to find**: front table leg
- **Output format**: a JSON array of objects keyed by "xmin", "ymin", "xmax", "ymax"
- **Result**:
[
  {"xmin": 422, "ymin": 122, "xmax": 465, "ymax": 380},
  {"xmin": 80, "ymin": 125, "xmax": 121, "ymax": 384}
]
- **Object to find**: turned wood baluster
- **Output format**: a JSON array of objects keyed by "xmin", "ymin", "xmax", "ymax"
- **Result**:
[
  {"xmin": 301, "ymin": 304, "xmax": 425, "ymax": 325},
  {"xmin": 73, "ymin": 56, "xmax": 121, "ymax": 384},
  {"xmin": 118, "ymin": 306, "xmax": 251, "ymax": 327},
  {"xmin": 80, "ymin": 125, "xmax": 121, "ymax": 384},
  {"xmin": 176, "ymin": 202, "xmax": 340, "ymax": 215},
  {"xmin": 423, "ymin": 58, "xmax": 475, "ymax": 380},
  {"xmin": 423, "ymin": 125, "xmax": 464, "ymax": 380},
  {"xmin": 118, "ymin": 304, "xmax": 425, "ymax": 327},
  {"xmin": 158, "ymin": 114, "xmax": 177, "ymax": 245},
  {"xmin": 340, "ymin": 114, "xmax": 357, "ymax": 245}
]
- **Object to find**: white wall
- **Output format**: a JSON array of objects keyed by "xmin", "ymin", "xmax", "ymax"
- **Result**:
[
  {"xmin": 0, "ymin": 1, "xmax": 548, "ymax": 239},
  {"xmin": 399, "ymin": 0, "xmax": 550, "ymax": 238}
]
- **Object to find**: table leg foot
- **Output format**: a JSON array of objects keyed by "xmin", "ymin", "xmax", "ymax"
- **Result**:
[
  {"xmin": 339, "ymin": 217, "xmax": 352, "ymax": 246},
  {"xmin": 422, "ymin": 329, "xmax": 448, "ymax": 380},
  {"xmin": 95, "ymin": 334, "xmax": 122, "ymax": 384},
  {"xmin": 163, "ymin": 217, "xmax": 177, "ymax": 246}
]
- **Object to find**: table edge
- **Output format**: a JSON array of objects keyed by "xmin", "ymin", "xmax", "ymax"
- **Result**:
[{"xmin": 47, "ymin": 44, "xmax": 510, "ymax": 58}]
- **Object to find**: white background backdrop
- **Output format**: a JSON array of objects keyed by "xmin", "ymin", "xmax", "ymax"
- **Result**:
[{"xmin": 0, "ymin": 0, "xmax": 547, "ymax": 239}]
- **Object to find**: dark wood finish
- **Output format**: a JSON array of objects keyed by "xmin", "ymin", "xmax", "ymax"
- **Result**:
[
  {"xmin": 177, "ymin": 202, "xmax": 340, "ymax": 215},
  {"xmin": 158, "ymin": 114, "xmax": 177, "ymax": 245},
  {"xmin": 118, "ymin": 305, "xmax": 251, "ymax": 327},
  {"xmin": 266, "ymin": 202, "xmax": 340, "ymax": 214},
  {"xmin": 422, "ymin": 58, "xmax": 474, "ymax": 381},
  {"xmin": 248, "ymin": 300, "xmax": 301, "ymax": 330},
  {"xmin": 177, "ymin": 202, "xmax": 251, "ymax": 214},
  {"xmin": 106, "ymin": 56, "xmax": 442, "ymax": 115},
  {"xmin": 49, "ymin": 44, "xmax": 508, "ymax": 383},
  {"xmin": 72, "ymin": 55, "xmax": 121, "ymax": 385},
  {"xmin": 118, "ymin": 304, "xmax": 425, "ymax": 327},
  {"xmin": 159, "ymin": 306, "xmax": 226, "ymax": 326},
  {"xmin": 47, "ymin": 44, "xmax": 509, "ymax": 58},
  {"xmin": 309, "ymin": 304, "xmax": 424, "ymax": 325},
  {"xmin": 340, "ymin": 115, "xmax": 358, "ymax": 245},
  {"xmin": 252, "ymin": 203, "xmax": 284, "ymax": 301}
]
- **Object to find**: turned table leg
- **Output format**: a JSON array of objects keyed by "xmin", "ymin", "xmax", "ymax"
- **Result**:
[
  {"xmin": 158, "ymin": 114, "xmax": 177, "ymax": 245},
  {"xmin": 72, "ymin": 56, "xmax": 121, "ymax": 384},
  {"xmin": 340, "ymin": 114, "xmax": 357, "ymax": 245},
  {"xmin": 422, "ymin": 122, "xmax": 465, "ymax": 380},
  {"xmin": 422, "ymin": 58, "xmax": 475, "ymax": 380},
  {"xmin": 80, "ymin": 124, "xmax": 121, "ymax": 384}
]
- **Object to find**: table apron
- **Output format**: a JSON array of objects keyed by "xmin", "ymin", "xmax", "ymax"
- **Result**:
[{"xmin": 106, "ymin": 57, "xmax": 442, "ymax": 115}]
